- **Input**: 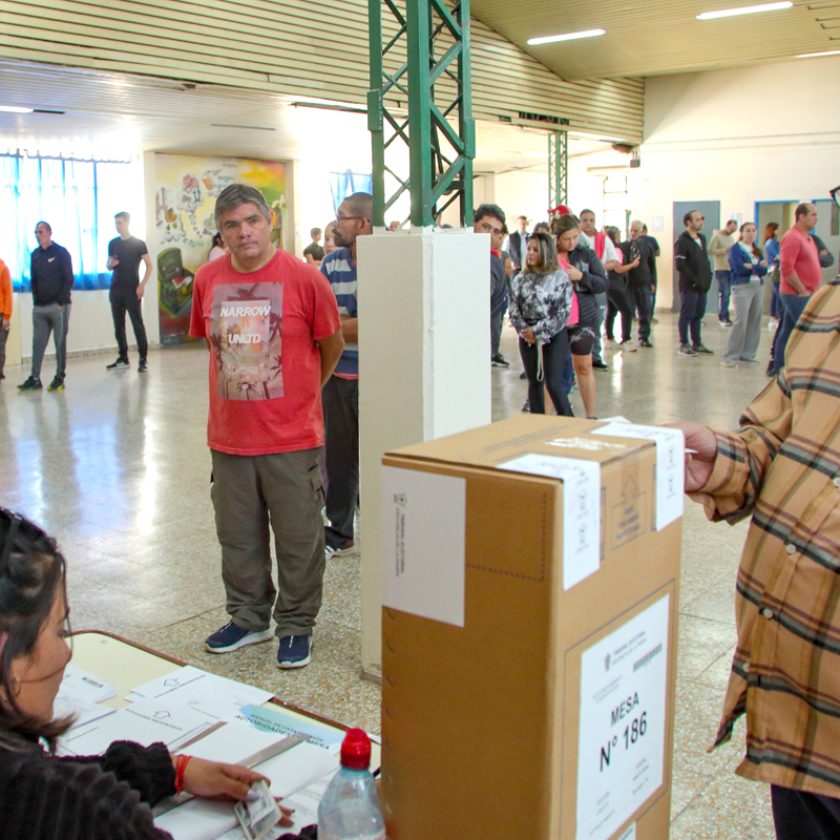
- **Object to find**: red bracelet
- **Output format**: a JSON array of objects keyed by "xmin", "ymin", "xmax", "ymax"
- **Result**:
[{"xmin": 173, "ymin": 754, "xmax": 193, "ymax": 793}]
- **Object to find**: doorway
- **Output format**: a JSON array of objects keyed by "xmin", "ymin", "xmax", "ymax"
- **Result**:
[{"xmin": 754, "ymin": 200, "xmax": 797, "ymax": 313}]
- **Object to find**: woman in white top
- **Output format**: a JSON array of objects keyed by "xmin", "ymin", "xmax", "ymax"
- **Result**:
[
  {"xmin": 721, "ymin": 222, "xmax": 768, "ymax": 368},
  {"xmin": 207, "ymin": 233, "xmax": 227, "ymax": 262}
]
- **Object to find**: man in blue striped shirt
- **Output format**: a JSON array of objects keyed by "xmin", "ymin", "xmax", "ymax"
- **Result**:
[{"xmin": 319, "ymin": 193, "xmax": 372, "ymax": 556}]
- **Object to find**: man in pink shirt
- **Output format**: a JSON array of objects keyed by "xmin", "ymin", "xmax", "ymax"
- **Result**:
[{"xmin": 772, "ymin": 203, "xmax": 821, "ymax": 372}]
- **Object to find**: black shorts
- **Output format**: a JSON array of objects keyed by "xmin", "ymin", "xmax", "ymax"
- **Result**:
[{"xmin": 567, "ymin": 325, "xmax": 596, "ymax": 356}]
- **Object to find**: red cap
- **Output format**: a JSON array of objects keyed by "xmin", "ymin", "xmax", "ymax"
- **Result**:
[
  {"xmin": 340, "ymin": 728, "xmax": 372, "ymax": 770},
  {"xmin": 548, "ymin": 204, "xmax": 572, "ymax": 217}
]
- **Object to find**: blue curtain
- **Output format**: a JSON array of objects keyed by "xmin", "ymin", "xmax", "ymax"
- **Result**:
[
  {"xmin": 329, "ymin": 170, "xmax": 373, "ymax": 213},
  {"xmin": 0, "ymin": 155, "xmax": 131, "ymax": 291}
]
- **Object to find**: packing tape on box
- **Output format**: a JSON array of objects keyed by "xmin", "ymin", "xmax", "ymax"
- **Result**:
[
  {"xmin": 591, "ymin": 421, "xmax": 684, "ymax": 531},
  {"xmin": 497, "ymin": 453, "xmax": 601, "ymax": 591}
]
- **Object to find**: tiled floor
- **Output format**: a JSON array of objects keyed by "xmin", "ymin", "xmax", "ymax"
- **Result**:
[{"xmin": 1, "ymin": 312, "xmax": 779, "ymax": 838}]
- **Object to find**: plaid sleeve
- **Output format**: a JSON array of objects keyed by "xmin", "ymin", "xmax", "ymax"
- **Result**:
[{"xmin": 694, "ymin": 376, "xmax": 791, "ymax": 522}]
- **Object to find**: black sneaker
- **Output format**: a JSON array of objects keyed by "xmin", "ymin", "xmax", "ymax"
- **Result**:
[
  {"xmin": 106, "ymin": 358, "xmax": 130, "ymax": 370},
  {"xmin": 138, "ymin": 359, "xmax": 148, "ymax": 373},
  {"xmin": 47, "ymin": 377, "xmax": 64, "ymax": 392},
  {"xmin": 18, "ymin": 376, "xmax": 42, "ymax": 391},
  {"xmin": 678, "ymin": 344, "xmax": 697, "ymax": 357},
  {"xmin": 692, "ymin": 344, "xmax": 714, "ymax": 355},
  {"xmin": 638, "ymin": 339, "xmax": 653, "ymax": 348},
  {"xmin": 592, "ymin": 359, "xmax": 609, "ymax": 370},
  {"xmin": 491, "ymin": 353, "xmax": 510, "ymax": 368}
]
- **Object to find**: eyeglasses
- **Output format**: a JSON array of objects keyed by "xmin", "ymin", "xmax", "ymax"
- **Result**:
[{"xmin": 478, "ymin": 222, "xmax": 504, "ymax": 236}]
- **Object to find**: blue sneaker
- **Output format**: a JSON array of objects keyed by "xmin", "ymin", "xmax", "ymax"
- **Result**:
[
  {"xmin": 277, "ymin": 634, "xmax": 313, "ymax": 669},
  {"xmin": 204, "ymin": 621, "xmax": 272, "ymax": 654}
]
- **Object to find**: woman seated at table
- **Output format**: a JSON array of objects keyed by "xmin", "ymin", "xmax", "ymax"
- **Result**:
[{"xmin": 0, "ymin": 509, "xmax": 278, "ymax": 839}]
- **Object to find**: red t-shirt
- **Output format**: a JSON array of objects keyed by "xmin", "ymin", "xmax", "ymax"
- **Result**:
[
  {"xmin": 780, "ymin": 226, "xmax": 822, "ymax": 295},
  {"xmin": 190, "ymin": 249, "xmax": 340, "ymax": 456}
]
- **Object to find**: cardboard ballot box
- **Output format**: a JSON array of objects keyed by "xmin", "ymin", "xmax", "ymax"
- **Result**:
[{"xmin": 380, "ymin": 415, "xmax": 683, "ymax": 840}]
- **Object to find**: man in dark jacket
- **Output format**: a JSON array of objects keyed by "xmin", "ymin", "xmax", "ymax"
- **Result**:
[
  {"xmin": 18, "ymin": 221, "xmax": 74, "ymax": 392},
  {"xmin": 474, "ymin": 203, "xmax": 510, "ymax": 367},
  {"xmin": 507, "ymin": 215, "xmax": 529, "ymax": 276},
  {"xmin": 620, "ymin": 220, "xmax": 657, "ymax": 348},
  {"xmin": 674, "ymin": 210, "xmax": 713, "ymax": 357}
]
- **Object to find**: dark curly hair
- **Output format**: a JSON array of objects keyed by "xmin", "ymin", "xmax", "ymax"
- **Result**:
[{"xmin": 0, "ymin": 510, "xmax": 71, "ymax": 750}]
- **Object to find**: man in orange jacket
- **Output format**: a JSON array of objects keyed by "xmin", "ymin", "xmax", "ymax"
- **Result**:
[{"xmin": 0, "ymin": 257, "xmax": 11, "ymax": 380}]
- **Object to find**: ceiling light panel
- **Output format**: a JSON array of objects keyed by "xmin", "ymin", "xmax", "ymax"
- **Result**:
[
  {"xmin": 527, "ymin": 29, "xmax": 606, "ymax": 46},
  {"xmin": 697, "ymin": 2, "xmax": 793, "ymax": 22}
]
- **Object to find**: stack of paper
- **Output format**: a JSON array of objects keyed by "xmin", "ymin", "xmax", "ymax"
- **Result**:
[
  {"xmin": 128, "ymin": 666, "xmax": 274, "ymax": 721},
  {"xmin": 54, "ymin": 664, "xmax": 118, "ymax": 729},
  {"xmin": 56, "ymin": 661, "xmax": 353, "ymax": 838}
]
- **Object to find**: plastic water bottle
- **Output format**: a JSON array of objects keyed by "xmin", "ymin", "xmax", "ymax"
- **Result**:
[{"xmin": 317, "ymin": 728, "xmax": 386, "ymax": 840}]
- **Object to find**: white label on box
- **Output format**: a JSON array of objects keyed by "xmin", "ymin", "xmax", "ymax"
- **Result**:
[
  {"xmin": 497, "ymin": 453, "xmax": 600, "ymax": 590},
  {"xmin": 380, "ymin": 466, "xmax": 466, "ymax": 627},
  {"xmin": 575, "ymin": 595, "xmax": 670, "ymax": 840},
  {"xmin": 592, "ymin": 422, "xmax": 684, "ymax": 531}
]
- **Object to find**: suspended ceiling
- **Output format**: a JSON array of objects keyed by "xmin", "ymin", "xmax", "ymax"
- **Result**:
[
  {"xmin": 0, "ymin": 60, "xmax": 589, "ymax": 174},
  {"xmin": 471, "ymin": 0, "xmax": 840, "ymax": 79},
  {"xmin": 1, "ymin": 1, "xmax": 837, "ymax": 171}
]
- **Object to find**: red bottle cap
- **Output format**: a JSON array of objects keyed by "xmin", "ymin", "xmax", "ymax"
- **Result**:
[{"xmin": 340, "ymin": 728, "xmax": 372, "ymax": 770}]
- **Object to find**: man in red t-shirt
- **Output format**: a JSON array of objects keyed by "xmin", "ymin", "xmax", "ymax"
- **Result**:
[
  {"xmin": 190, "ymin": 184, "xmax": 343, "ymax": 668},
  {"xmin": 772, "ymin": 202, "xmax": 822, "ymax": 373}
]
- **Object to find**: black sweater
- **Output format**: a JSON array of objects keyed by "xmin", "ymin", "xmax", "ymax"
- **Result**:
[
  {"xmin": 565, "ymin": 245, "xmax": 607, "ymax": 328},
  {"xmin": 674, "ymin": 231, "xmax": 712, "ymax": 293},
  {"xmin": 0, "ymin": 736, "xmax": 176, "ymax": 839},
  {"xmin": 30, "ymin": 243, "xmax": 74, "ymax": 306},
  {"xmin": 619, "ymin": 238, "xmax": 657, "ymax": 291}
]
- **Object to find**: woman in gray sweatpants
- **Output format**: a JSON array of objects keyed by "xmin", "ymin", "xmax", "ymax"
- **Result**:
[{"xmin": 722, "ymin": 223, "xmax": 768, "ymax": 368}]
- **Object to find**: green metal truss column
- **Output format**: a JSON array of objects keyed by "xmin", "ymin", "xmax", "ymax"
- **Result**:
[
  {"xmin": 548, "ymin": 130, "xmax": 568, "ymax": 211},
  {"xmin": 368, "ymin": 0, "xmax": 475, "ymax": 228}
]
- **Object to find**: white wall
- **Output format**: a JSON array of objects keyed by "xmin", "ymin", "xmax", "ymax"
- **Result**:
[{"xmin": 635, "ymin": 56, "xmax": 840, "ymax": 308}]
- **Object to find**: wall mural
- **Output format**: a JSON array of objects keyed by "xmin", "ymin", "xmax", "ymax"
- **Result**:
[{"xmin": 152, "ymin": 154, "xmax": 286, "ymax": 344}]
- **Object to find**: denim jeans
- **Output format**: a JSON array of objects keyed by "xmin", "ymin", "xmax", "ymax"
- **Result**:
[
  {"xmin": 678, "ymin": 287, "xmax": 707, "ymax": 346},
  {"xmin": 519, "ymin": 331, "xmax": 573, "ymax": 416},
  {"xmin": 773, "ymin": 292, "xmax": 810, "ymax": 371},
  {"xmin": 770, "ymin": 282, "xmax": 782, "ymax": 319},
  {"xmin": 715, "ymin": 269, "xmax": 731, "ymax": 322},
  {"xmin": 591, "ymin": 291, "xmax": 607, "ymax": 363}
]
